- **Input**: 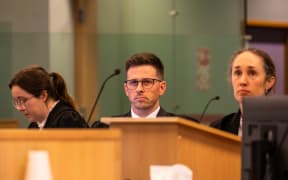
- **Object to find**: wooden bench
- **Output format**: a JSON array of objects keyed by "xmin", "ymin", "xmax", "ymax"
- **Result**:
[{"xmin": 0, "ymin": 119, "xmax": 19, "ymax": 128}]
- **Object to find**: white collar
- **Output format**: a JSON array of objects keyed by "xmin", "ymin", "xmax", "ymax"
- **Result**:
[
  {"xmin": 37, "ymin": 100, "xmax": 59, "ymax": 129},
  {"xmin": 238, "ymin": 117, "xmax": 243, "ymax": 137},
  {"xmin": 131, "ymin": 106, "xmax": 160, "ymax": 118}
]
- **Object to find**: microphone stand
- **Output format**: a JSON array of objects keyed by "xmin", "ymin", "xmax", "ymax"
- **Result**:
[
  {"xmin": 87, "ymin": 69, "xmax": 120, "ymax": 124},
  {"xmin": 199, "ymin": 96, "xmax": 220, "ymax": 122}
]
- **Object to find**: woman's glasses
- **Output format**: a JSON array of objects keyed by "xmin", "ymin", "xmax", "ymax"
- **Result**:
[{"xmin": 12, "ymin": 96, "xmax": 34, "ymax": 108}]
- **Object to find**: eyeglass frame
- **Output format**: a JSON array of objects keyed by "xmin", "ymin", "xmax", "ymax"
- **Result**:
[
  {"xmin": 12, "ymin": 96, "xmax": 34, "ymax": 108},
  {"xmin": 124, "ymin": 78, "xmax": 162, "ymax": 90}
]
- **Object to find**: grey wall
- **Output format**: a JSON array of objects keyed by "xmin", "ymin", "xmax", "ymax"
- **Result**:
[{"xmin": 248, "ymin": 0, "xmax": 288, "ymax": 22}]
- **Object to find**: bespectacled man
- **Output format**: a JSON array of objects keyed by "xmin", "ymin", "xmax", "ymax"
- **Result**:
[
  {"xmin": 92, "ymin": 52, "xmax": 174, "ymax": 129},
  {"xmin": 92, "ymin": 52, "xmax": 198, "ymax": 128},
  {"xmin": 121, "ymin": 52, "xmax": 173, "ymax": 117}
]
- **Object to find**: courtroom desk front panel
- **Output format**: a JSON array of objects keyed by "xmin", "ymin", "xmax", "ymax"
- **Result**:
[
  {"xmin": 102, "ymin": 117, "xmax": 241, "ymax": 180},
  {"xmin": 0, "ymin": 129, "xmax": 122, "ymax": 180}
]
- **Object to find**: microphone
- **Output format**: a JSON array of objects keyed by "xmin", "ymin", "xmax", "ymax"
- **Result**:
[
  {"xmin": 87, "ymin": 68, "xmax": 121, "ymax": 124},
  {"xmin": 199, "ymin": 96, "xmax": 220, "ymax": 122}
]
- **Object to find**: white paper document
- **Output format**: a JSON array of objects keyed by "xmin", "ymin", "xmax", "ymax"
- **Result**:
[{"xmin": 150, "ymin": 163, "xmax": 192, "ymax": 180}]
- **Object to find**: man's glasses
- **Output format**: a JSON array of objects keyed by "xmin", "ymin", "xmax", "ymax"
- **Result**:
[
  {"xmin": 124, "ymin": 78, "xmax": 162, "ymax": 90},
  {"xmin": 12, "ymin": 96, "xmax": 34, "ymax": 108}
]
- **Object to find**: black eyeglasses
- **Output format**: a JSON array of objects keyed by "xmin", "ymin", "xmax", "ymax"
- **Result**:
[{"xmin": 124, "ymin": 78, "xmax": 162, "ymax": 90}]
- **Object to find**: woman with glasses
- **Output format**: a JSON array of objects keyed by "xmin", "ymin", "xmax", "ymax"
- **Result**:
[
  {"xmin": 210, "ymin": 48, "xmax": 276, "ymax": 136},
  {"xmin": 9, "ymin": 65, "xmax": 89, "ymax": 129}
]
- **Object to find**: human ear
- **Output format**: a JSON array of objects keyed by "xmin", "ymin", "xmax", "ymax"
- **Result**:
[
  {"xmin": 39, "ymin": 90, "xmax": 49, "ymax": 102},
  {"xmin": 159, "ymin": 81, "xmax": 167, "ymax": 96},
  {"xmin": 265, "ymin": 76, "xmax": 276, "ymax": 92},
  {"xmin": 124, "ymin": 84, "xmax": 129, "ymax": 97}
]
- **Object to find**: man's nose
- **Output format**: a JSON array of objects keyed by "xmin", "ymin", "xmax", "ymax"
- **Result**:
[{"xmin": 135, "ymin": 81, "xmax": 144, "ymax": 91}]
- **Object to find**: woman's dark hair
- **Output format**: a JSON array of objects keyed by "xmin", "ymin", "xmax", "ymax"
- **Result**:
[
  {"xmin": 125, "ymin": 52, "xmax": 164, "ymax": 80},
  {"xmin": 9, "ymin": 65, "xmax": 76, "ymax": 109},
  {"xmin": 229, "ymin": 48, "xmax": 277, "ymax": 94}
]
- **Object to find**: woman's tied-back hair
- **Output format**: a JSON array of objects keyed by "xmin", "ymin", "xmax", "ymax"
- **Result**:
[
  {"xmin": 9, "ymin": 65, "xmax": 76, "ymax": 109},
  {"xmin": 125, "ymin": 52, "xmax": 164, "ymax": 80}
]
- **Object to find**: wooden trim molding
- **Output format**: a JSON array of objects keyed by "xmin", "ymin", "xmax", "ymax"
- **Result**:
[
  {"xmin": 73, "ymin": 0, "xmax": 99, "ymax": 123},
  {"xmin": 0, "ymin": 119, "xmax": 19, "ymax": 128},
  {"xmin": 247, "ymin": 20, "xmax": 288, "ymax": 29},
  {"xmin": 285, "ymin": 34, "xmax": 288, "ymax": 94}
]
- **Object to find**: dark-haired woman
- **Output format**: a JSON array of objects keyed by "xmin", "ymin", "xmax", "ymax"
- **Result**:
[
  {"xmin": 9, "ymin": 65, "xmax": 89, "ymax": 129},
  {"xmin": 211, "ymin": 48, "xmax": 276, "ymax": 136}
]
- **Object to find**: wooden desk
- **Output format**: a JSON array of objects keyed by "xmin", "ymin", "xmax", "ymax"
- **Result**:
[
  {"xmin": 0, "ymin": 119, "xmax": 19, "ymax": 128},
  {"xmin": 102, "ymin": 117, "xmax": 241, "ymax": 180},
  {"xmin": 0, "ymin": 129, "xmax": 122, "ymax": 180}
]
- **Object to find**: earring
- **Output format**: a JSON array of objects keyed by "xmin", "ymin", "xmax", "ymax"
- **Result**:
[{"xmin": 265, "ymin": 88, "xmax": 269, "ymax": 95}]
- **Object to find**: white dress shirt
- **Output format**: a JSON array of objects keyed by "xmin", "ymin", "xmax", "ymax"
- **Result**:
[{"xmin": 131, "ymin": 106, "xmax": 160, "ymax": 118}]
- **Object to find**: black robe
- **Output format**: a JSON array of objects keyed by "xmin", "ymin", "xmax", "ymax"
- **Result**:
[
  {"xmin": 210, "ymin": 110, "xmax": 241, "ymax": 135},
  {"xmin": 28, "ymin": 101, "xmax": 89, "ymax": 128}
]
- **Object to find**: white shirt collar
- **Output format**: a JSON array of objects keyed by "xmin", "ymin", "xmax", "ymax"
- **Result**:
[
  {"xmin": 37, "ymin": 100, "xmax": 59, "ymax": 129},
  {"xmin": 131, "ymin": 106, "xmax": 160, "ymax": 118},
  {"xmin": 238, "ymin": 117, "xmax": 243, "ymax": 137}
]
